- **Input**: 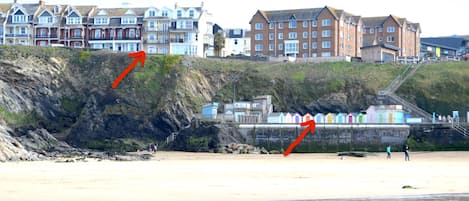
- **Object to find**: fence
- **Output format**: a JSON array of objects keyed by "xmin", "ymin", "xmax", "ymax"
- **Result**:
[{"xmin": 268, "ymin": 56, "xmax": 351, "ymax": 63}]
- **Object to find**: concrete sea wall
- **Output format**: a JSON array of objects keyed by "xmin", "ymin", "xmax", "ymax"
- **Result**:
[{"xmin": 237, "ymin": 124, "xmax": 410, "ymax": 152}]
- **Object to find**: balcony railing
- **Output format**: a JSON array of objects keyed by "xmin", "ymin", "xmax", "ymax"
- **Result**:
[
  {"xmin": 89, "ymin": 36, "xmax": 141, "ymax": 41},
  {"xmin": 61, "ymin": 35, "xmax": 85, "ymax": 40},
  {"xmin": 35, "ymin": 34, "xmax": 58, "ymax": 39},
  {"xmin": 5, "ymin": 34, "xmax": 31, "ymax": 37},
  {"xmin": 170, "ymin": 38, "xmax": 187, "ymax": 43},
  {"xmin": 144, "ymin": 39, "xmax": 169, "ymax": 44}
]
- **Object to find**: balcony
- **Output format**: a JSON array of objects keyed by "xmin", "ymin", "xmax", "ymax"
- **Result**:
[
  {"xmin": 89, "ymin": 36, "xmax": 141, "ymax": 41},
  {"xmin": 35, "ymin": 34, "xmax": 58, "ymax": 39},
  {"xmin": 61, "ymin": 35, "xmax": 85, "ymax": 40},
  {"xmin": 5, "ymin": 34, "xmax": 31, "ymax": 38},
  {"xmin": 170, "ymin": 38, "xmax": 187, "ymax": 43},
  {"xmin": 144, "ymin": 39, "xmax": 169, "ymax": 44}
]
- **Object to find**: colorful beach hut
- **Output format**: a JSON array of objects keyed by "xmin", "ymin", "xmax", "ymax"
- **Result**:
[
  {"xmin": 302, "ymin": 113, "xmax": 313, "ymax": 122},
  {"xmin": 314, "ymin": 113, "xmax": 325, "ymax": 123},
  {"xmin": 293, "ymin": 113, "xmax": 302, "ymax": 124},
  {"xmin": 357, "ymin": 113, "xmax": 366, "ymax": 123},
  {"xmin": 335, "ymin": 113, "xmax": 347, "ymax": 123},
  {"xmin": 347, "ymin": 113, "xmax": 355, "ymax": 123},
  {"xmin": 284, "ymin": 113, "xmax": 293, "ymax": 123},
  {"xmin": 325, "ymin": 113, "xmax": 336, "ymax": 123}
]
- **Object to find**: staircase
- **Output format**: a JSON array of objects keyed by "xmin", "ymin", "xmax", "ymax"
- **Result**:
[{"xmin": 452, "ymin": 122, "xmax": 469, "ymax": 137}]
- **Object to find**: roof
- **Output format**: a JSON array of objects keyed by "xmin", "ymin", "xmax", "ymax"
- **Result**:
[
  {"xmin": 0, "ymin": 3, "xmax": 11, "ymax": 13},
  {"xmin": 360, "ymin": 43, "xmax": 400, "ymax": 51},
  {"xmin": 421, "ymin": 37, "xmax": 466, "ymax": 49},
  {"xmin": 21, "ymin": 3, "xmax": 40, "ymax": 15},
  {"xmin": 362, "ymin": 15, "xmax": 420, "ymax": 31},
  {"xmin": 91, "ymin": 7, "xmax": 146, "ymax": 17},
  {"xmin": 259, "ymin": 7, "xmax": 324, "ymax": 22}
]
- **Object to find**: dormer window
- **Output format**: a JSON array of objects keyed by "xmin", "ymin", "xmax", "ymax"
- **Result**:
[
  {"xmin": 12, "ymin": 9, "xmax": 27, "ymax": 23},
  {"xmin": 177, "ymin": 10, "xmax": 182, "ymax": 17},
  {"xmin": 189, "ymin": 10, "xmax": 194, "ymax": 17},
  {"xmin": 149, "ymin": 10, "xmax": 156, "ymax": 17},
  {"xmin": 66, "ymin": 12, "xmax": 81, "ymax": 25},
  {"xmin": 54, "ymin": 6, "xmax": 60, "ymax": 14},
  {"xmin": 39, "ymin": 16, "xmax": 53, "ymax": 24},
  {"xmin": 161, "ymin": 10, "xmax": 168, "ymax": 17},
  {"xmin": 97, "ymin": 10, "xmax": 107, "ymax": 16},
  {"xmin": 122, "ymin": 17, "xmax": 136, "ymax": 24},
  {"xmin": 94, "ymin": 17, "xmax": 109, "ymax": 25}
]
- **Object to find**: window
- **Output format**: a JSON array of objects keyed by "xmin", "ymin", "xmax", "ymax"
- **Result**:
[
  {"xmin": 129, "ymin": 29, "xmax": 136, "ymax": 38},
  {"xmin": 387, "ymin": 26, "xmax": 395, "ymax": 33},
  {"xmin": 370, "ymin": 28, "xmax": 374, "ymax": 33},
  {"xmin": 95, "ymin": 29, "xmax": 101, "ymax": 38},
  {"xmin": 255, "ymin": 23, "xmax": 263, "ymax": 30},
  {"xmin": 67, "ymin": 17, "xmax": 81, "ymax": 24},
  {"xmin": 312, "ymin": 31, "xmax": 317, "ymax": 38},
  {"xmin": 322, "ymin": 30, "xmax": 331, "ymax": 37},
  {"xmin": 321, "ymin": 52, "xmax": 331, "ymax": 57},
  {"xmin": 39, "ymin": 16, "xmax": 53, "ymax": 24},
  {"xmin": 302, "ymin": 53, "xmax": 308, "ymax": 58},
  {"xmin": 321, "ymin": 19, "xmax": 331, "ymax": 26},
  {"xmin": 312, "ymin": 53, "xmax": 317, "ymax": 57},
  {"xmin": 269, "ymin": 33, "xmax": 274, "ymax": 40},
  {"xmin": 162, "ymin": 23, "xmax": 168, "ymax": 31},
  {"xmin": 74, "ymin": 29, "xmax": 80, "ymax": 37},
  {"xmin": 312, "ymin": 20, "xmax": 317, "ymax": 27},
  {"xmin": 278, "ymin": 33, "xmax": 283, "ymax": 39},
  {"xmin": 149, "ymin": 10, "xmax": 156, "ymax": 17},
  {"xmin": 110, "ymin": 29, "xmax": 115, "ymax": 38},
  {"xmin": 13, "ymin": 15, "xmax": 27, "ymax": 23},
  {"xmin": 288, "ymin": 32, "xmax": 297, "ymax": 39},
  {"xmin": 189, "ymin": 10, "xmax": 194, "ymax": 17},
  {"xmin": 54, "ymin": 6, "xmax": 60, "ymax": 14},
  {"xmin": 177, "ymin": 10, "xmax": 182, "ymax": 17},
  {"xmin": 94, "ymin": 18, "xmax": 109, "ymax": 25},
  {"xmin": 302, "ymin": 32, "xmax": 308, "ymax": 38},
  {"xmin": 149, "ymin": 21, "xmax": 155, "ymax": 29},
  {"xmin": 269, "ymin": 44, "xmax": 274, "ymax": 51},
  {"xmin": 322, "ymin": 41, "xmax": 331, "ymax": 48},
  {"xmin": 378, "ymin": 36, "xmax": 382, "ymax": 41},
  {"xmin": 312, "ymin": 42, "xmax": 317, "ymax": 49},
  {"xmin": 363, "ymin": 28, "xmax": 366, "ymax": 34},
  {"xmin": 269, "ymin": 23, "xmax": 274, "ymax": 29},
  {"xmin": 278, "ymin": 44, "xmax": 283, "ymax": 50},
  {"xmin": 162, "ymin": 10, "xmax": 168, "ymax": 17},
  {"xmin": 74, "ymin": 42, "xmax": 81, "ymax": 48},
  {"xmin": 303, "ymin": 21, "xmax": 308, "ymax": 28},
  {"xmin": 285, "ymin": 42, "xmax": 298, "ymax": 53},
  {"xmin": 39, "ymin": 41, "xmax": 47, "ymax": 46},
  {"xmin": 255, "ymin": 44, "xmax": 263, "ymax": 51},
  {"xmin": 278, "ymin": 23, "xmax": 283, "ymax": 29},
  {"xmin": 122, "ymin": 17, "xmax": 136, "ymax": 24},
  {"xmin": 39, "ymin": 28, "xmax": 46, "ymax": 36},
  {"xmin": 378, "ymin": 27, "xmax": 382, "ymax": 32},
  {"xmin": 149, "ymin": 34, "xmax": 156, "ymax": 41},
  {"xmin": 302, "ymin": 42, "xmax": 308, "ymax": 49},
  {"xmin": 20, "ymin": 27, "xmax": 26, "ymax": 34},
  {"xmin": 387, "ymin": 36, "xmax": 394, "ymax": 42},
  {"xmin": 255, "ymin": 33, "xmax": 263, "ymax": 40},
  {"xmin": 289, "ymin": 20, "xmax": 297, "ymax": 28}
]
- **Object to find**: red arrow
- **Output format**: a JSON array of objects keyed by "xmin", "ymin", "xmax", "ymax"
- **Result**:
[
  {"xmin": 111, "ymin": 51, "xmax": 146, "ymax": 89},
  {"xmin": 283, "ymin": 120, "xmax": 316, "ymax": 156}
]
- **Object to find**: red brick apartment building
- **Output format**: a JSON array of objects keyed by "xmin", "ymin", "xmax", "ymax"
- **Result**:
[{"xmin": 250, "ymin": 6, "xmax": 421, "ymax": 58}]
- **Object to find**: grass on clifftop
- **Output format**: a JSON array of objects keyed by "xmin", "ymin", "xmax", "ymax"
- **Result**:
[
  {"xmin": 0, "ymin": 105, "xmax": 38, "ymax": 127},
  {"xmin": 397, "ymin": 62, "xmax": 469, "ymax": 114}
]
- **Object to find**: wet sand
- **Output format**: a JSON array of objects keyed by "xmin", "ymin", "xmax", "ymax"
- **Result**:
[{"xmin": 1, "ymin": 151, "xmax": 469, "ymax": 201}]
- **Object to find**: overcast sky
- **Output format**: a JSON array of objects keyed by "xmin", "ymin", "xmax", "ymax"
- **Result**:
[{"xmin": 4, "ymin": 0, "xmax": 468, "ymax": 37}]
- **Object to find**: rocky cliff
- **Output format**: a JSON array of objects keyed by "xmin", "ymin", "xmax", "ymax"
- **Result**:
[{"xmin": 2, "ymin": 46, "xmax": 467, "ymax": 159}]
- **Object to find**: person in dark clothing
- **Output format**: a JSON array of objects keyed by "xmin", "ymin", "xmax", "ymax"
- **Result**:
[{"xmin": 404, "ymin": 144, "xmax": 410, "ymax": 161}]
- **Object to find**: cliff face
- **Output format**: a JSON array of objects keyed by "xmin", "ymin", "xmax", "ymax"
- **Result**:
[{"xmin": 4, "ymin": 46, "xmax": 466, "ymax": 158}]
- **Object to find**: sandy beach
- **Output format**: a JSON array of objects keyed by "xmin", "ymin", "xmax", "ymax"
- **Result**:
[{"xmin": 1, "ymin": 151, "xmax": 469, "ymax": 201}]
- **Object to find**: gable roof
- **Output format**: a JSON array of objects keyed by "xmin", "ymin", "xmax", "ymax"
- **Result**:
[
  {"xmin": 360, "ymin": 43, "xmax": 400, "ymax": 51},
  {"xmin": 91, "ymin": 7, "xmax": 145, "ymax": 17},
  {"xmin": 362, "ymin": 15, "xmax": 420, "ymax": 31},
  {"xmin": 257, "ymin": 7, "xmax": 323, "ymax": 22}
]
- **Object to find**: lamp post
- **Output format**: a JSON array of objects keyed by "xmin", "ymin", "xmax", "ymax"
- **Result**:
[{"xmin": 232, "ymin": 73, "xmax": 238, "ymax": 122}]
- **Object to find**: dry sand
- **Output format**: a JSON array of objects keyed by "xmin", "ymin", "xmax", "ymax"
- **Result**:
[{"xmin": 1, "ymin": 151, "xmax": 469, "ymax": 201}]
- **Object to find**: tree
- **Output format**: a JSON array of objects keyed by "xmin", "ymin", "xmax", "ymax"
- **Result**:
[{"xmin": 214, "ymin": 32, "xmax": 225, "ymax": 57}]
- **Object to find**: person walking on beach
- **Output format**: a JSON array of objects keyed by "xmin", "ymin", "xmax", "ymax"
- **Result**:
[
  {"xmin": 404, "ymin": 144, "xmax": 410, "ymax": 161},
  {"xmin": 386, "ymin": 145, "xmax": 392, "ymax": 159}
]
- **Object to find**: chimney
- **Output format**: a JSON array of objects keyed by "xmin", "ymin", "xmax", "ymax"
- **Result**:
[
  {"xmin": 39, "ymin": 0, "xmax": 45, "ymax": 7},
  {"xmin": 200, "ymin": 1, "xmax": 204, "ymax": 8},
  {"xmin": 174, "ymin": 2, "xmax": 178, "ymax": 9}
]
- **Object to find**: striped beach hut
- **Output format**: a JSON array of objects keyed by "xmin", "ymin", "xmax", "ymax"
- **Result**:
[
  {"xmin": 335, "ymin": 113, "xmax": 347, "ymax": 123},
  {"xmin": 302, "ymin": 113, "xmax": 313, "ymax": 122},
  {"xmin": 314, "ymin": 113, "xmax": 325, "ymax": 123},
  {"xmin": 325, "ymin": 113, "xmax": 336, "ymax": 123},
  {"xmin": 293, "ymin": 113, "xmax": 302, "ymax": 124}
]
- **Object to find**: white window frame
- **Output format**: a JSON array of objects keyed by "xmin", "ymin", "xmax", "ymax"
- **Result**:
[
  {"xmin": 255, "ymin": 44, "xmax": 263, "ymax": 51},
  {"xmin": 278, "ymin": 44, "xmax": 283, "ymax": 50},
  {"xmin": 312, "ymin": 31, "xmax": 317, "ymax": 38},
  {"xmin": 321, "ymin": 19, "xmax": 331, "ymax": 26},
  {"xmin": 322, "ymin": 30, "xmax": 331, "ymax": 37},
  {"xmin": 312, "ymin": 20, "xmax": 317, "ymax": 27},
  {"xmin": 303, "ymin": 21, "xmax": 308, "ymax": 28},
  {"xmin": 288, "ymin": 32, "xmax": 297, "ymax": 39},
  {"xmin": 387, "ymin": 26, "xmax": 395, "ymax": 33},
  {"xmin": 302, "ymin": 42, "xmax": 308, "ymax": 49},
  {"xmin": 322, "ymin": 41, "xmax": 331, "ymax": 48},
  {"xmin": 255, "ymin": 33, "xmax": 263, "ymax": 40},
  {"xmin": 269, "ymin": 23, "xmax": 274, "ymax": 29},
  {"xmin": 94, "ymin": 17, "xmax": 109, "ymax": 25},
  {"xmin": 122, "ymin": 17, "xmax": 136, "ymax": 25},
  {"xmin": 66, "ymin": 17, "xmax": 81, "ymax": 25},
  {"xmin": 269, "ymin": 44, "xmax": 274, "ymax": 51},
  {"xmin": 288, "ymin": 20, "xmax": 297, "ymax": 28},
  {"xmin": 370, "ymin": 28, "xmax": 374, "ymax": 34},
  {"xmin": 269, "ymin": 33, "xmax": 274, "ymax": 40},
  {"xmin": 387, "ymin": 36, "xmax": 394, "ymax": 42},
  {"xmin": 278, "ymin": 23, "xmax": 283, "ymax": 29},
  {"xmin": 312, "ymin": 53, "xmax": 317, "ymax": 57},
  {"xmin": 378, "ymin": 27, "xmax": 382, "ymax": 32},
  {"xmin": 39, "ymin": 16, "xmax": 53, "ymax": 24},
  {"xmin": 321, "ymin": 52, "xmax": 331, "ymax": 57},
  {"xmin": 255, "ymin": 23, "xmax": 263, "ymax": 30},
  {"xmin": 312, "ymin": 42, "xmax": 317, "ymax": 49},
  {"xmin": 73, "ymin": 29, "xmax": 81, "ymax": 37},
  {"xmin": 278, "ymin": 33, "xmax": 283, "ymax": 40},
  {"xmin": 302, "ymin": 32, "xmax": 308, "ymax": 38},
  {"xmin": 13, "ymin": 15, "xmax": 27, "ymax": 23}
]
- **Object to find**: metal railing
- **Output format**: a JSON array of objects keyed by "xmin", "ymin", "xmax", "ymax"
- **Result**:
[
  {"xmin": 5, "ymin": 34, "xmax": 31, "ymax": 37},
  {"xmin": 88, "ymin": 36, "xmax": 141, "ymax": 40},
  {"xmin": 35, "ymin": 34, "xmax": 58, "ymax": 38}
]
